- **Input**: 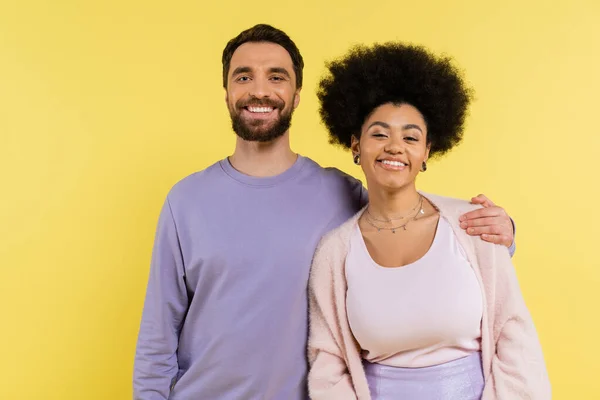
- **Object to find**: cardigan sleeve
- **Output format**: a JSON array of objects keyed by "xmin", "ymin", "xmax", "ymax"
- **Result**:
[
  {"xmin": 480, "ymin": 243, "xmax": 552, "ymax": 399},
  {"xmin": 307, "ymin": 235, "xmax": 358, "ymax": 400}
]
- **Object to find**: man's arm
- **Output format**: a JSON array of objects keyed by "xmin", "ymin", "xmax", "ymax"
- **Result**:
[
  {"xmin": 460, "ymin": 194, "xmax": 516, "ymax": 256},
  {"xmin": 133, "ymin": 197, "xmax": 189, "ymax": 400}
]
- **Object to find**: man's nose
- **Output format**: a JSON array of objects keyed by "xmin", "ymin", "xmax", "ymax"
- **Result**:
[{"xmin": 248, "ymin": 77, "xmax": 270, "ymax": 99}]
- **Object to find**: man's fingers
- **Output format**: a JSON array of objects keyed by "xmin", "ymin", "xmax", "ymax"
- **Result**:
[
  {"xmin": 460, "ymin": 216, "xmax": 506, "ymax": 228},
  {"xmin": 464, "ymin": 225, "xmax": 508, "ymax": 236},
  {"xmin": 471, "ymin": 198, "xmax": 492, "ymax": 208},
  {"xmin": 459, "ymin": 197, "xmax": 514, "ymax": 249},
  {"xmin": 481, "ymin": 233, "xmax": 511, "ymax": 247},
  {"xmin": 470, "ymin": 194, "xmax": 495, "ymax": 208},
  {"xmin": 460, "ymin": 206, "xmax": 506, "ymax": 222}
]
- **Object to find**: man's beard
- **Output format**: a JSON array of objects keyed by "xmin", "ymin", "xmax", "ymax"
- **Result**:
[{"xmin": 229, "ymin": 98, "xmax": 294, "ymax": 143}]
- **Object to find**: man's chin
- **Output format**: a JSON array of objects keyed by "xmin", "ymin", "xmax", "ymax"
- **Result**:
[
  {"xmin": 230, "ymin": 111, "xmax": 293, "ymax": 142},
  {"xmin": 232, "ymin": 123, "xmax": 282, "ymax": 141},
  {"xmin": 236, "ymin": 130, "xmax": 286, "ymax": 143},
  {"xmin": 243, "ymin": 119, "xmax": 277, "ymax": 130}
]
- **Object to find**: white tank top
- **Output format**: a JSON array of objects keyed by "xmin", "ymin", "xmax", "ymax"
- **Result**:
[{"xmin": 346, "ymin": 217, "xmax": 483, "ymax": 368}]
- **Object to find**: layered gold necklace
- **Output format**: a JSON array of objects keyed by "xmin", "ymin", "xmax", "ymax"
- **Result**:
[{"xmin": 364, "ymin": 194, "xmax": 425, "ymax": 233}]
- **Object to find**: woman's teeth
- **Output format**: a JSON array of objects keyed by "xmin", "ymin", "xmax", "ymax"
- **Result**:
[{"xmin": 381, "ymin": 160, "xmax": 406, "ymax": 167}]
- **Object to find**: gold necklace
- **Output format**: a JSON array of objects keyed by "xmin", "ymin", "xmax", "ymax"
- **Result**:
[
  {"xmin": 364, "ymin": 195, "xmax": 425, "ymax": 233},
  {"xmin": 366, "ymin": 194, "xmax": 422, "ymax": 222}
]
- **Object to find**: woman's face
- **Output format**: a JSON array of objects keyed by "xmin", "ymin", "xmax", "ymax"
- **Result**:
[{"xmin": 352, "ymin": 103, "xmax": 430, "ymax": 192}]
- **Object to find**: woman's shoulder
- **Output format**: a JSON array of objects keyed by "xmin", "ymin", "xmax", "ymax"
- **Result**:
[
  {"xmin": 310, "ymin": 209, "xmax": 364, "ymax": 277},
  {"xmin": 425, "ymin": 192, "xmax": 513, "ymax": 265},
  {"xmin": 422, "ymin": 191, "xmax": 499, "ymax": 255},
  {"xmin": 420, "ymin": 191, "xmax": 484, "ymax": 217}
]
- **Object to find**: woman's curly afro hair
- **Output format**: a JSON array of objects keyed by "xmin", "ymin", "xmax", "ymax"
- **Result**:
[{"xmin": 318, "ymin": 42, "xmax": 474, "ymax": 157}]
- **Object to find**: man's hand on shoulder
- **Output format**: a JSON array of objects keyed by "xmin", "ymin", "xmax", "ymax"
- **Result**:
[{"xmin": 459, "ymin": 194, "xmax": 514, "ymax": 248}]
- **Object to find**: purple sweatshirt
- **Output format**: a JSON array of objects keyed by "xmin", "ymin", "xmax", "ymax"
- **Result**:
[{"xmin": 133, "ymin": 155, "xmax": 367, "ymax": 399}]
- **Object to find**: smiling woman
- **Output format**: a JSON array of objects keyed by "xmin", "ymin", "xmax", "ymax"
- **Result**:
[
  {"xmin": 355, "ymin": 103, "xmax": 429, "ymax": 193},
  {"xmin": 306, "ymin": 42, "xmax": 551, "ymax": 400}
]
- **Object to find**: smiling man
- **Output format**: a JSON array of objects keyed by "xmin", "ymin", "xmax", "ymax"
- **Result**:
[
  {"xmin": 132, "ymin": 24, "xmax": 516, "ymax": 400},
  {"xmin": 226, "ymin": 43, "xmax": 298, "ymax": 143}
]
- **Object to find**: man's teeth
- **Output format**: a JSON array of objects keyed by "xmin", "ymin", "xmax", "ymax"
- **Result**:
[
  {"xmin": 381, "ymin": 160, "xmax": 406, "ymax": 167},
  {"xmin": 247, "ymin": 106, "xmax": 273, "ymax": 113}
]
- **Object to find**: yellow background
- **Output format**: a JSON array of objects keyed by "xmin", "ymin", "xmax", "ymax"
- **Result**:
[{"xmin": 1, "ymin": 0, "xmax": 598, "ymax": 398}]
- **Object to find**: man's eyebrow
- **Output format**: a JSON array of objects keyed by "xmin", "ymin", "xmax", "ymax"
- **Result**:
[
  {"xmin": 269, "ymin": 67, "xmax": 291, "ymax": 78},
  {"xmin": 231, "ymin": 66, "xmax": 252, "ymax": 76}
]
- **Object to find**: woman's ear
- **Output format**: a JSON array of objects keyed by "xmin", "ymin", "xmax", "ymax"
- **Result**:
[{"xmin": 350, "ymin": 135, "xmax": 360, "ymax": 157}]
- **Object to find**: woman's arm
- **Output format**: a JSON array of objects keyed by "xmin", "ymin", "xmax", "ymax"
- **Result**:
[
  {"xmin": 480, "ymin": 243, "xmax": 551, "ymax": 399},
  {"xmin": 307, "ymin": 235, "xmax": 358, "ymax": 400}
]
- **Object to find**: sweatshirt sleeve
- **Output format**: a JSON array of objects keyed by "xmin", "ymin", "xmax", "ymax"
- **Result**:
[
  {"xmin": 508, "ymin": 218, "xmax": 516, "ymax": 258},
  {"xmin": 481, "ymin": 243, "xmax": 551, "ymax": 399},
  {"xmin": 307, "ymin": 235, "xmax": 358, "ymax": 400},
  {"xmin": 133, "ymin": 197, "xmax": 189, "ymax": 400}
]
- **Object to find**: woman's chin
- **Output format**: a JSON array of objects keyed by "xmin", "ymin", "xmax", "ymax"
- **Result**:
[{"xmin": 370, "ymin": 179, "xmax": 413, "ymax": 193}]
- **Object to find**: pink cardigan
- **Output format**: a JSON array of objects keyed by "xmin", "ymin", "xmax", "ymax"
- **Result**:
[{"xmin": 307, "ymin": 193, "xmax": 551, "ymax": 399}]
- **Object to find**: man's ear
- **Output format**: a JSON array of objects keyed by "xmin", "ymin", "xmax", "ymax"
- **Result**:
[{"xmin": 293, "ymin": 89, "xmax": 301, "ymax": 109}]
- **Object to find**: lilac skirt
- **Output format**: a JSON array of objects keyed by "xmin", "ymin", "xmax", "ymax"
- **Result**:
[{"xmin": 364, "ymin": 352, "xmax": 484, "ymax": 400}]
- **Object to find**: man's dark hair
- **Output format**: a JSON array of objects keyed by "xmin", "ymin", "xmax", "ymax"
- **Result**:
[{"xmin": 222, "ymin": 24, "xmax": 304, "ymax": 89}]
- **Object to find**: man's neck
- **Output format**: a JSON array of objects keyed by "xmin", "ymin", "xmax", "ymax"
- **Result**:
[{"xmin": 229, "ymin": 132, "xmax": 297, "ymax": 177}]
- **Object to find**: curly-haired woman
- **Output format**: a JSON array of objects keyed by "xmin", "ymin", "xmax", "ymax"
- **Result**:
[{"xmin": 307, "ymin": 43, "xmax": 551, "ymax": 400}]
